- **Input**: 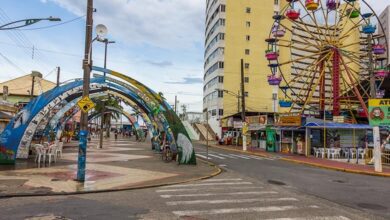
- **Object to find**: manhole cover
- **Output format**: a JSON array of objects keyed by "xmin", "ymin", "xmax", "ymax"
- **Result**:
[
  {"xmin": 332, "ymin": 179, "xmax": 346, "ymax": 183},
  {"xmin": 357, "ymin": 203, "xmax": 387, "ymax": 210},
  {"xmin": 268, "ymin": 180, "xmax": 286, "ymax": 186}
]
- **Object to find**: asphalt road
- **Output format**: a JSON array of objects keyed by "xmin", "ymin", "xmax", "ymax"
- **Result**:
[
  {"xmin": 194, "ymin": 144, "xmax": 390, "ymax": 219},
  {"xmin": 0, "ymin": 143, "xmax": 388, "ymax": 220}
]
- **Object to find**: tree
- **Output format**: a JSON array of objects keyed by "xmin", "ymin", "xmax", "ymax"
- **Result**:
[{"xmin": 93, "ymin": 96, "xmax": 123, "ymax": 138}]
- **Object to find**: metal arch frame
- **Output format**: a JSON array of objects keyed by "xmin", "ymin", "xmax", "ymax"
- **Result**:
[{"xmin": 0, "ymin": 68, "xmax": 196, "ymax": 165}]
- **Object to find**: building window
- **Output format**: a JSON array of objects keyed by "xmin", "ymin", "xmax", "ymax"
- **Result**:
[
  {"xmin": 219, "ymin": 109, "xmax": 224, "ymax": 116},
  {"xmin": 219, "ymin": 62, "xmax": 224, "ymax": 68},
  {"xmin": 246, "ymin": 7, "xmax": 251, "ymax": 13},
  {"xmin": 244, "ymin": 92, "xmax": 249, "ymax": 97},
  {"xmin": 246, "ymin": 21, "xmax": 251, "ymax": 27},
  {"xmin": 274, "ymin": 0, "xmax": 278, "ymax": 5},
  {"xmin": 221, "ymin": 5, "xmax": 226, "ymax": 12},
  {"xmin": 218, "ymin": 76, "xmax": 224, "ymax": 83},
  {"xmin": 245, "ymin": 49, "xmax": 250, "ymax": 55},
  {"xmin": 246, "ymin": 35, "xmax": 250, "ymax": 41},
  {"xmin": 244, "ymin": 77, "xmax": 249, "ymax": 83},
  {"xmin": 212, "ymin": 109, "xmax": 217, "ymax": 116},
  {"xmin": 245, "ymin": 63, "xmax": 250, "ymax": 69},
  {"xmin": 218, "ymin": 90, "xmax": 224, "ymax": 98}
]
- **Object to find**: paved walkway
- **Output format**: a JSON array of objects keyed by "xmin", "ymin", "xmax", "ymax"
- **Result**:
[
  {"xmin": 0, "ymin": 137, "xmax": 219, "ymax": 197},
  {"xmin": 198, "ymin": 141, "xmax": 390, "ymax": 177}
]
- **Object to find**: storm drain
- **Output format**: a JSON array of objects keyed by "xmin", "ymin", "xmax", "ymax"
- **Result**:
[
  {"xmin": 268, "ymin": 180, "xmax": 286, "ymax": 186},
  {"xmin": 357, "ymin": 203, "xmax": 387, "ymax": 210}
]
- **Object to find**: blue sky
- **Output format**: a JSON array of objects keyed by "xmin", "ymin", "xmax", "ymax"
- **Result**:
[{"xmin": 0, "ymin": 0, "xmax": 388, "ymax": 112}]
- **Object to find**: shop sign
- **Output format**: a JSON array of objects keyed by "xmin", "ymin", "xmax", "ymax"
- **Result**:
[
  {"xmin": 246, "ymin": 115, "xmax": 267, "ymax": 125},
  {"xmin": 249, "ymin": 123, "xmax": 266, "ymax": 131},
  {"xmin": 233, "ymin": 121, "xmax": 242, "ymax": 129},
  {"xmin": 369, "ymin": 99, "xmax": 390, "ymax": 126},
  {"xmin": 277, "ymin": 116, "xmax": 301, "ymax": 126}
]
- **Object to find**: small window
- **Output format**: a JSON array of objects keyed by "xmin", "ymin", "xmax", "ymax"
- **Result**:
[
  {"xmin": 245, "ymin": 63, "xmax": 250, "ymax": 69},
  {"xmin": 218, "ymin": 90, "xmax": 224, "ymax": 98},
  {"xmin": 218, "ymin": 76, "xmax": 224, "ymax": 83},
  {"xmin": 219, "ymin": 109, "xmax": 224, "ymax": 116},
  {"xmin": 219, "ymin": 62, "xmax": 224, "ymax": 68},
  {"xmin": 245, "ymin": 49, "xmax": 250, "ymax": 55},
  {"xmin": 274, "ymin": 0, "xmax": 279, "ymax": 5},
  {"xmin": 246, "ymin": 35, "xmax": 250, "ymax": 41},
  {"xmin": 246, "ymin": 7, "xmax": 251, "ymax": 13},
  {"xmin": 246, "ymin": 21, "xmax": 251, "ymax": 27},
  {"xmin": 212, "ymin": 109, "xmax": 217, "ymax": 116},
  {"xmin": 221, "ymin": 5, "xmax": 226, "ymax": 12},
  {"xmin": 244, "ymin": 92, "xmax": 249, "ymax": 97},
  {"xmin": 244, "ymin": 77, "xmax": 249, "ymax": 83}
]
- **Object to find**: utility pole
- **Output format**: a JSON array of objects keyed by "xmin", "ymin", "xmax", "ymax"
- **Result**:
[
  {"xmin": 30, "ymin": 75, "xmax": 35, "ymax": 100},
  {"xmin": 56, "ymin": 66, "xmax": 60, "ymax": 87},
  {"xmin": 77, "ymin": 0, "xmax": 93, "ymax": 182},
  {"xmin": 240, "ymin": 59, "xmax": 247, "ymax": 151}
]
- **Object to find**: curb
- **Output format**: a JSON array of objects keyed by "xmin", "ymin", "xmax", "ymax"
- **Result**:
[
  {"xmin": 201, "ymin": 143, "xmax": 390, "ymax": 178},
  {"xmin": 0, "ymin": 159, "xmax": 222, "ymax": 199}
]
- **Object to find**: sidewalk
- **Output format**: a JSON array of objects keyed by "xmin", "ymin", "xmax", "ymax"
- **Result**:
[
  {"xmin": 198, "ymin": 141, "xmax": 390, "ymax": 177},
  {"xmin": 0, "ymin": 138, "xmax": 220, "ymax": 197}
]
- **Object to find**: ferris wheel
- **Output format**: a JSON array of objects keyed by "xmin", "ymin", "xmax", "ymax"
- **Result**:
[{"xmin": 266, "ymin": 0, "xmax": 389, "ymax": 119}]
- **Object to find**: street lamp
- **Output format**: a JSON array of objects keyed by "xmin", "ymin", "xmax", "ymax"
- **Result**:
[{"xmin": 0, "ymin": 17, "xmax": 61, "ymax": 30}]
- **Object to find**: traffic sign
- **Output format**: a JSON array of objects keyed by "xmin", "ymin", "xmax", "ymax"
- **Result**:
[{"xmin": 77, "ymin": 96, "xmax": 95, "ymax": 113}]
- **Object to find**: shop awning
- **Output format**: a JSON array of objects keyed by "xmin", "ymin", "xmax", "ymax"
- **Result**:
[
  {"xmin": 274, "ymin": 126, "xmax": 305, "ymax": 131},
  {"xmin": 304, "ymin": 122, "xmax": 371, "ymax": 129}
]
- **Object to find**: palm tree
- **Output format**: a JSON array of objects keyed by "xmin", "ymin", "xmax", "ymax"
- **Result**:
[{"xmin": 93, "ymin": 96, "xmax": 123, "ymax": 138}]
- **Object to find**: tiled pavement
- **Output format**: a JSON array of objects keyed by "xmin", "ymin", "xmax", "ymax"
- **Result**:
[{"xmin": 0, "ymin": 137, "xmax": 219, "ymax": 196}]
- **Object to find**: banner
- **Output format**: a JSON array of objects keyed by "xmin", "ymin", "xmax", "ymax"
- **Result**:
[{"xmin": 369, "ymin": 99, "xmax": 390, "ymax": 127}]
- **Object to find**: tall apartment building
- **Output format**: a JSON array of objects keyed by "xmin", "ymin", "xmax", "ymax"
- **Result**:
[
  {"xmin": 203, "ymin": 0, "xmax": 286, "ymax": 136},
  {"xmin": 378, "ymin": 5, "xmax": 390, "ymax": 58},
  {"xmin": 378, "ymin": 5, "xmax": 390, "ymax": 97}
]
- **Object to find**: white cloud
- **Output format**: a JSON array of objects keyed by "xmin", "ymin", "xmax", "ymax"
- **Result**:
[{"xmin": 43, "ymin": 0, "xmax": 205, "ymax": 49}]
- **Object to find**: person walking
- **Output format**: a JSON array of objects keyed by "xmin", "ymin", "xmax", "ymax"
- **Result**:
[{"xmin": 114, "ymin": 129, "xmax": 118, "ymax": 141}]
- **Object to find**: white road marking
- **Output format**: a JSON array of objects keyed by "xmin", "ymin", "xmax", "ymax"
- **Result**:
[
  {"xmin": 160, "ymin": 191, "xmax": 277, "ymax": 198},
  {"xmin": 246, "ymin": 155, "xmax": 264, "ymax": 160},
  {"xmin": 265, "ymin": 217, "xmax": 349, "ymax": 220},
  {"xmin": 217, "ymin": 153, "xmax": 237, "ymax": 159},
  {"xmin": 201, "ymin": 178, "xmax": 242, "ymax": 182},
  {"xmin": 166, "ymin": 197, "xmax": 298, "ymax": 205},
  {"xmin": 162, "ymin": 182, "xmax": 253, "ymax": 188},
  {"xmin": 156, "ymin": 186, "xmax": 263, "ymax": 193},
  {"xmin": 172, "ymin": 205, "xmax": 308, "ymax": 216},
  {"xmin": 195, "ymin": 154, "xmax": 211, "ymax": 160},
  {"xmin": 231, "ymin": 154, "xmax": 251, "ymax": 159},
  {"xmin": 219, "ymin": 164, "xmax": 227, "ymax": 167},
  {"xmin": 207, "ymin": 153, "xmax": 225, "ymax": 159}
]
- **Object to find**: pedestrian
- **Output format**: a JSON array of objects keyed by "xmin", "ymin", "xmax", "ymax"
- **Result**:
[{"xmin": 114, "ymin": 129, "xmax": 118, "ymax": 140}]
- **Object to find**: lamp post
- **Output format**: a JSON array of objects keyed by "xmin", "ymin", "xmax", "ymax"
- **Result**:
[
  {"xmin": 97, "ymin": 36, "xmax": 114, "ymax": 140},
  {"xmin": 0, "ymin": 17, "xmax": 61, "ymax": 30}
]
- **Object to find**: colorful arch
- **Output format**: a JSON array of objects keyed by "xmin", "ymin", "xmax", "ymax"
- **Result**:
[{"xmin": 0, "ymin": 68, "xmax": 196, "ymax": 165}]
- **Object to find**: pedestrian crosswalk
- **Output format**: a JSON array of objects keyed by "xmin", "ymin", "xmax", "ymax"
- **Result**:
[
  {"xmin": 196, "ymin": 152, "xmax": 275, "ymax": 161},
  {"xmin": 155, "ymin": 177, "xmax": 354, "ymax": 219}
]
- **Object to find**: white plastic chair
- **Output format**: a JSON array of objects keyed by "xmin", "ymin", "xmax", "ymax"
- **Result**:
[
  {"xmin": 350, "ymin": 148, "xmax": 357, "ymax": 159},
  {"xmin": 330, "ymin": 148, "xmax": 341, "ymax": 159},
  {"xmin": 34, "ymin": 144, "xmax": 46, "ymax": 168},
  {"xmin": 46, "ymin": 144, "xmax": 57, "ymax": 166},
  {"xmin": 358, "ymin": 148, "xmax": 366, "ymax": 159},
  {"xmin": 56, "ymin": 142, "xmax": 63, "ymax": 158}
]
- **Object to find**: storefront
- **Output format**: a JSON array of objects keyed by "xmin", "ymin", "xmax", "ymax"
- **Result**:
[
  {"xmin": 275, "ymin": 115, "xmax": 306, "ymax": 154},
  {"xmin": 246, "ymin": 115, "xmax": 268, "ymax": 149}
]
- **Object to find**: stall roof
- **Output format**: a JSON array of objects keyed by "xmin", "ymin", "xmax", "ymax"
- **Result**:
[{"xmin": 304, "ymin": 122, "xmax": 371, "ymax": 129}]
